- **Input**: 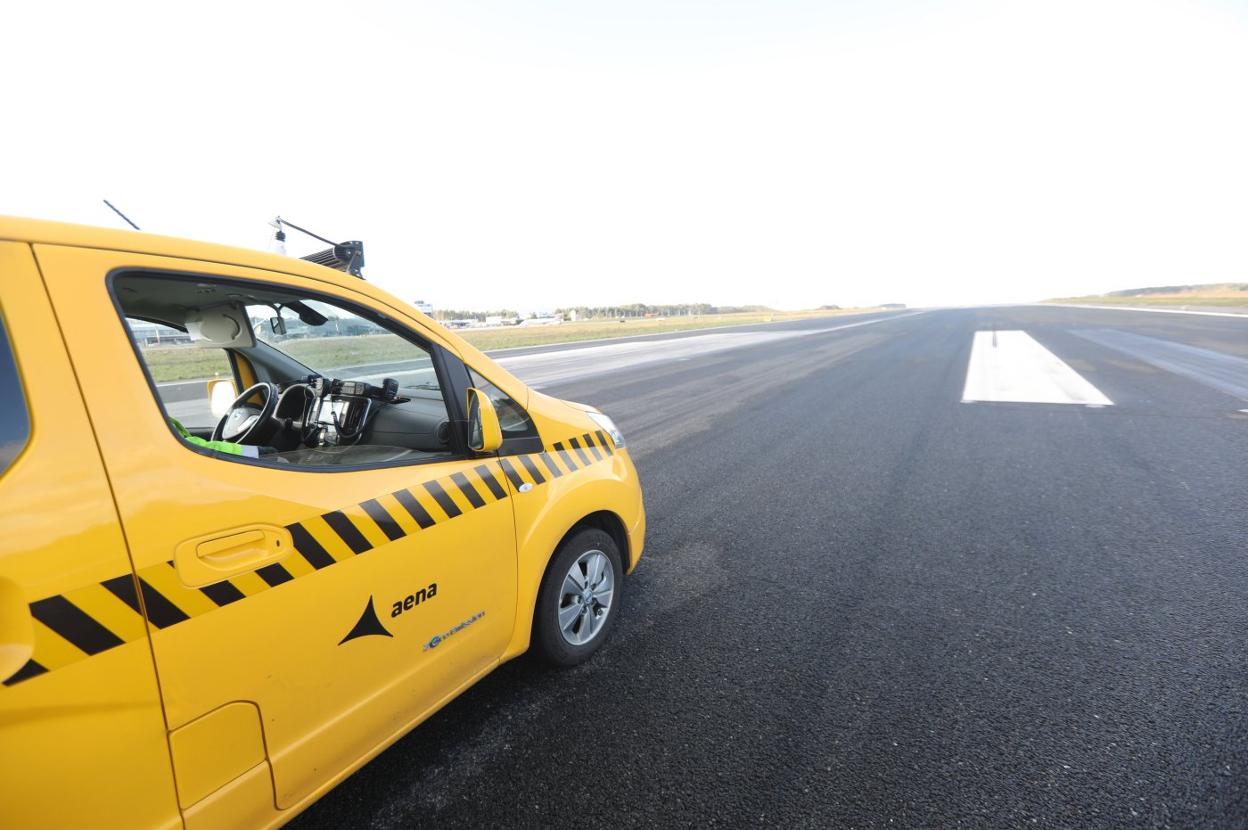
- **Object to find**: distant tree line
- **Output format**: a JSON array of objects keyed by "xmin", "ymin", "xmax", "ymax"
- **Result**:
[
  {"xmin": 431, "ymin": 308, "xmax": 520, "ymax": 321},
  {"xmin": 553, "ymin": 303, "xmax": 773, "ymax": 319},
  {"xmin": 430, "ymin": 302, "xmax": 860, "ymax": 321},
  {"xmin": 1107, "ymin": 283, "xmax": 1247, "ymax": 297}
]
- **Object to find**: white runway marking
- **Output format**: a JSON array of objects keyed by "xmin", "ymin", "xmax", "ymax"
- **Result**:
[
  {"xmin": 1043, "ymin": 303, "xmax": 1248, "ymax": 319},
  {"xmin": 1073, "ymin": 329, "xmax": 1248, "ymax": 401},
  {"xmin": 962, "ymin": 330, "xmax": 1113, "ymax": 406}
]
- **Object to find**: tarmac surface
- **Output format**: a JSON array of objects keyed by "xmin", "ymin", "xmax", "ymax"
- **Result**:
[{"xmin": 291, "ymin": 305, "xmax": 1248, "ymax": 829}]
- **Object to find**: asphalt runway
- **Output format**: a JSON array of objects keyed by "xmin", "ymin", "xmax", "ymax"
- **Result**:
[{"xmin": 291, "ymin": 306, "xmax": 1248, "ymax": 829}]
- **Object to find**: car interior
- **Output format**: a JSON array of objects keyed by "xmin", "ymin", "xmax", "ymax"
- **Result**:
[{"xmin": 113, "ymin": 273, "xmax": 457, "ymax": 468}]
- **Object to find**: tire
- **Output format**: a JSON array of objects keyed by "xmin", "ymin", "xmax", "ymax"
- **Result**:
[{"xmin": 532, "ymin": 527, "xmax": 624, "ymax": 666}]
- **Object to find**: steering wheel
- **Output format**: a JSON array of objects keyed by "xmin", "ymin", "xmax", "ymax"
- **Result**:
[{"xmin": 212, "ymin": 382, "xmax": 279, "ymax": 444}]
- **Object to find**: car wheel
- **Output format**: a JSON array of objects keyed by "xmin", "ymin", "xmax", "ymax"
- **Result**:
[{"xmin": 533, "ymin": 527, "xmax": 623, "ymax": 666}]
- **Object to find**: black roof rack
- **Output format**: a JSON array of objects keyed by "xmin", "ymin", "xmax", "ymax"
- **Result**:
[
  {"xmin": 301, "ymin": 241, "xmax": 365, "ymax": 278},
  {"xmin": 272, "ymin": 217, "xmax": 366, "ymax": 279}
]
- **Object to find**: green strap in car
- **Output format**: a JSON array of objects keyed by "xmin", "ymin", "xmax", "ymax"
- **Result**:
[{"xmin": 170, "ymin": 418, "xmax": 250, "ymax": 456}]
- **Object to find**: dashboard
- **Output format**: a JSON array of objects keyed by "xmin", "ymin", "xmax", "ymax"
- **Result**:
[{"xmin": 271, "ymin": 376, "xmax": 452, "ymax": 460}]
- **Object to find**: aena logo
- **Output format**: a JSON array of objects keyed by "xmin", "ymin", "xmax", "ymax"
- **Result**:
[
  {"xmin": 391, "ymin": 583, "xmax": 438, "ymax": 617},
  {"xmin": 339, "ymin": 584, "xmax": 440, "ymax": 646}
]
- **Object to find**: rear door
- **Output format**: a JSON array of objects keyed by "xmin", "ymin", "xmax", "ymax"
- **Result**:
[
  {"xmin": 0, "ymin": 242, "xmax": 181, "ymax": 830},
  {"xmin": 38, "ymin": 244, "xmax": 519, "ymax": 819}
]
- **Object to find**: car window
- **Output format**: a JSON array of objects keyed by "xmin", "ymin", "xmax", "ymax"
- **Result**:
[
  {"xmin": 113, "ymin": 272, "xmax": 456, "ymax": 469},
  {"xmin": 0, "ymin": 311, "xmax": 31, "ymax": 476},
  {"xmin": 469, "ymin": 369, "xmax": 536, "ymax": 437},
  {"xmin": 251, "ymin": 299, "xmax": 439, "ymax": 391},
  {"xmin": 126, "ymin": 319, "xmax": 234, "ymax": 432}
]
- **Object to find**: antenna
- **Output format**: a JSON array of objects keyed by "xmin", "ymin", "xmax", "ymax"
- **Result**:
[{"xmin": 102, "ymin": 200, "xmax": 141, "ymax": 230}]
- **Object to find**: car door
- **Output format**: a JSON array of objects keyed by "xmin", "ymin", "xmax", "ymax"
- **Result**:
[
  {"xmin": 37, "ymin": 243, "xmax": 519, "ymax": 819},
  {"xmin": 0, "ymin": 242, "xmax": 181, "ymax": 830}
]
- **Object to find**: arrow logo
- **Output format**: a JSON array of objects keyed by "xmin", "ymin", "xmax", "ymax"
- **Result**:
[{"xmin": 338, "ymin": 596, "xmax": 393, "ymax": 645}]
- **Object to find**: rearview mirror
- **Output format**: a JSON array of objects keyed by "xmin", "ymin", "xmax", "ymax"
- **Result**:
[
  {"xmin": 466, "ymin": 388, "xmax": 503, "ymax": 453},
  {"xmin": 208, "ymin": 378, "xmax": 238, "ymax": 419}
]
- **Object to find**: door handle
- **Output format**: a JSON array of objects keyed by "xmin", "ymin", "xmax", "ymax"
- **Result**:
[{"xmin": 174, "ymin": 525, "xmax": 293, "ymax": 588}]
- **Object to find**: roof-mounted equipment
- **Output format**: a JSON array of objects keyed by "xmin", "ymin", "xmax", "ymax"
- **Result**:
[{"xmin": 270, "ymin": 217, "xmax": 366, "ymax": 278}]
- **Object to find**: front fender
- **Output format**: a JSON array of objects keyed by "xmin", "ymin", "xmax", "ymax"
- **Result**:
[{"xmin": 502, "ymin": 448, "xmax": 645, "ymax": 660}]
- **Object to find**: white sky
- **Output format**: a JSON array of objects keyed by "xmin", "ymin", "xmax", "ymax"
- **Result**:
[{"xmin": 2, "ymin": 1, "xmax": 1246, "ymax": 310}]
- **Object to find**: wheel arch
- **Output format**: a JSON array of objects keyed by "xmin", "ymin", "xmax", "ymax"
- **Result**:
[
  {"xmin": 503, "ymin": 507, "xmax": 633, "ymax": 661},
  {"xmin": 569, "ymin": 510, "xmax": 630, "ymax": 571},
  {"xmin": 529, "ymin": 509, "xmax": 629, "ymax": 622},
  {"xmin": 524, "ymin": 510, "xmax": 629, "ymax": 660}
]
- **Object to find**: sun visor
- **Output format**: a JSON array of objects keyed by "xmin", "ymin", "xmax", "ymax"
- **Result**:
[{"xmin": 185, "ymin": 304, "xmax": 256, "ymax": 349}]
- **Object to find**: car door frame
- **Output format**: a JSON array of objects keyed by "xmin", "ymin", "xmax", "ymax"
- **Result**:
[{"xmin": 37, "ymin": 243, "xmax": 522, "ymax": 817}]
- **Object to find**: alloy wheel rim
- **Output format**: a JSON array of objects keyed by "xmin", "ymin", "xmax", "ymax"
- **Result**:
[{"xmin": 558, "ymin": 549, "xmax": 614, "ymax": 646}]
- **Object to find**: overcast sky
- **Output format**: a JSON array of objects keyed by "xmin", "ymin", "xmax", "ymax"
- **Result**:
[{"xmin": 3, "ymin": 1, "xmax": 1246, "ymax": 310}]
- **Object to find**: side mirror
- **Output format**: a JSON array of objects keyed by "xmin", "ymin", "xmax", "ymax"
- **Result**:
[
  {"xmin": 466, "ymin": 387, "xmax": 503, "ymax": 453},
  {"xmin": 208, "ymin": 378, "xmax": 238, "ymax": 419}
]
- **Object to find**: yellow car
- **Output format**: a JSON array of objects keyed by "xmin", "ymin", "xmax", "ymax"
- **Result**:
[{"xmin": 0, "ymin": 217, "xmax": 645, "ymax": 830}]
